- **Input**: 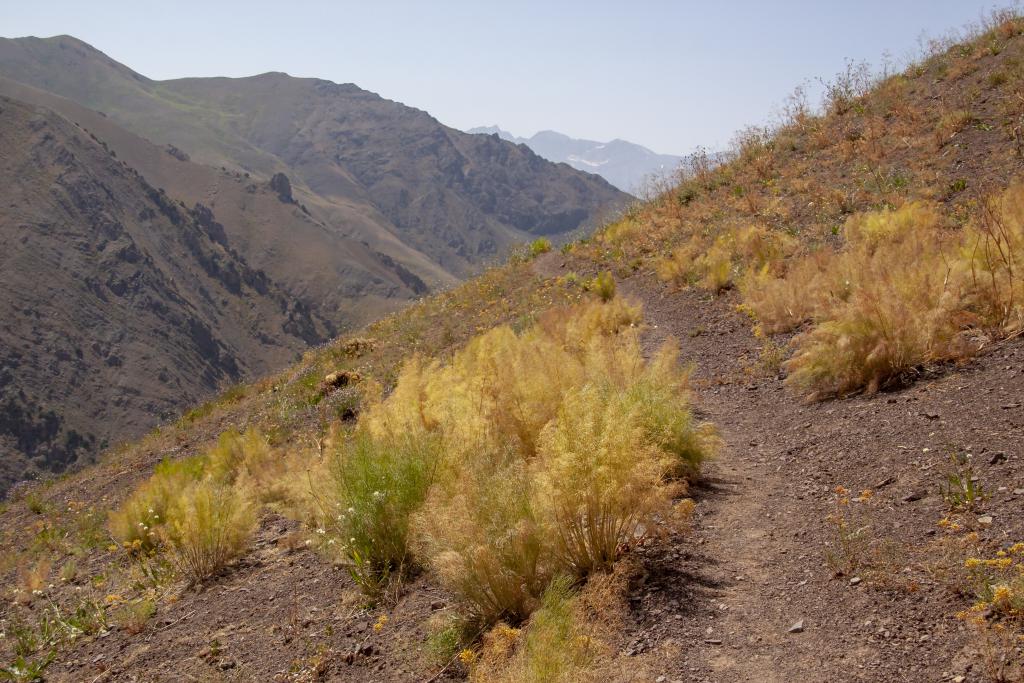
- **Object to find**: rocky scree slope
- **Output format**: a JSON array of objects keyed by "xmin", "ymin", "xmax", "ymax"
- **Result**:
[{"xmin": 0, "ymin": 95, "xmax": 315, "ymax": 494}]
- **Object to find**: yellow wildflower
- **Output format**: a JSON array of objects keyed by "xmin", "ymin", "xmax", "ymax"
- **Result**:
[
  {"xmin": 458, "ymin": 648, "xmax": 477, "ymax": 665},
  {"xmin": 373, "ymin": 614, "xmax": 389, "ymax": 632}
]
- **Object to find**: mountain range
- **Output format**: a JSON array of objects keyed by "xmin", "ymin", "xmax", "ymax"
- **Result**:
[
  {"xmin": 0, "ymin": 35, "xmax": 627, "ymax": 493},
  {"xmin": 468, "ymin": 125, "xmax": 684, "ymax": 193}
]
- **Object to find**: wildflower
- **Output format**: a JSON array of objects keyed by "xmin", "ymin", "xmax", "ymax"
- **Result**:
[
  {"xmin": 835, "ymin": 485, "xmax": 849, "ymax": 495},
  {"xmin": 855, "ymin": 489, "xmax": 873, "ymax": 502},
  {"xmin": 373, "ymin": 614, "xmax": 388, "ymax": 632},
  {"xmin": 965, "ymin": 558, "xmax": 982, "ymax": 569},
  {"xmin": 458, "ymin": 648, "xmax": 476, "ymax": 665},
  {"xmin": 316, "ymin": 528, "xmax": 326, "ymax": 535},
  {"xmin": 992, "ymin": 584, "xmax": 1013, "ymax": 608}
]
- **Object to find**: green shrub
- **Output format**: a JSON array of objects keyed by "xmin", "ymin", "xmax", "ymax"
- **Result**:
[
  {"xmin": 320, "ymin": 430, "xmax": 440, "ymax": 596},
  {"xmin": 529, "ymin": 238, "xmax": 553, "ymax": 258},
  {"xmin": 591, "ymin": 272, "xmax": 616, "ymax": 302}
]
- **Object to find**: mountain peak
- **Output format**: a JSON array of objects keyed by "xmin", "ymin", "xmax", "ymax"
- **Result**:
[{"xmin": 468, "ymin": 125, "xmax": 682, "ymax": 193}]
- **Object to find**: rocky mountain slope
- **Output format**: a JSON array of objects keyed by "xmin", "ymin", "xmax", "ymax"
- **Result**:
[
  {"xmin": 5, "ymin": 11, "xmax": 1024, "ymax": 683},
  {"xmin": 0, "ymin": 36, "xmax": 628, "ymax": 280},
  {"xmin": 0, "ymin": 95, "xmax": 317, "ymax": 493},
  {"xmin": 0, "ymin": 36, "xmax": 627, "ymax": 492},
  {"xmin": 469, "ymin": 125, "xmax": 684, "ymax": 193}
]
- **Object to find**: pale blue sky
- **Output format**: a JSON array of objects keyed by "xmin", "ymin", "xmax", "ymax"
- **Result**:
[{"xmin": 0, "ymin": 1, "xmax": 1011, "ymax": 155}]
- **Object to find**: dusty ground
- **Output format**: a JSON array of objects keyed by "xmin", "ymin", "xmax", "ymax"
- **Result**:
[{"xmin": 7, "ymin": 259, "xmax": 1024, "ymax": 682}]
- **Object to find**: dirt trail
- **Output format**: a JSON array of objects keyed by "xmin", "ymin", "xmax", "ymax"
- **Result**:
[
  {"xmin": 535, "ymin": 255, "xmax": 1024, "ymax": 682},
  {"xmin": 619, "ymin": 275, "xmax": 836, "ymax": 683}
]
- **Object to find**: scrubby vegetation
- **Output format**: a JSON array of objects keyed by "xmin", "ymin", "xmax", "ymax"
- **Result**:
[
  {"xmin": 72, "ymin": 293, "xmax": 712, "ymax": 678},
  {"xmin": 7, "ymin": 8, "xmax": 1024, "ymax": 682},
  {"xmin": 584, "ymin": 11, "xmax": 1024, "ymax": 399},
  {"xmin": 305, "ymin": 295, "xmax": 713, "ymax": 623}
]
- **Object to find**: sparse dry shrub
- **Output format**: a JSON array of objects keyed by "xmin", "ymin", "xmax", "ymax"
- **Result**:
[
  {"xmin": 935, "ymin": 109, "xmax": 976, "ymax": 147},
  {"xmin": 959, "ymin": 183, "xmax": 1024, "ymax": 335},
  {"xmin": 13, "ymin": 556, "xmax": 52, "ymax": 604},
  {"xmin": 112, "ymin": 598, "xmax": 156, "ymax": 635},
  {"xmin": 109, "ymin": 457, "xmax": 205, "ymax": 552},
  {"xmin": 785, "ymin": 202, "xmax": 967, "ymax": 397},
  {"xmin": 163, "ymin": 481, "xmax": 255, "ymax": 585}
]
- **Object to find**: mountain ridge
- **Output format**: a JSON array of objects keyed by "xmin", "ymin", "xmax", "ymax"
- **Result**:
[
  {"xmin": 468, "ymin": 124, "xmax": 685, "ymax": 192},
  {"xmin": 0, "ymin": 34, "xmax": 627, "ymax": 492}
]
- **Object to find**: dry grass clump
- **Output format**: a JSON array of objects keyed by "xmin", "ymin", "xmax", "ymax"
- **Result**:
[
  {"xmin": 469, "ymin": 577, "xmax": 595, "ymax": 683},
  {"xmin": 110, "ymin": 430, "xmax": 268, "ymax": 582},
  {"xmin": 163, "ymin": 481, "xmax": 255, "ymax": 585},
  {"xmin": 960, "ymin": 183, "xmax": 1024, "ymax": 336},
  {"xmin": 739, "ymin": 250, "xmax": 835, "ymax": 334},
  {"xmin": 657, "ymin": 224, "xmax": 797, "ymax": 294},
  {"xmin": 326, "ymin": 296, "xmax": 714, "ymax": 623},
  {"xmin": 470, "ymin": 566, "xmax": 635, "ymax": 683},
  {"xmin": 780, "ymin": 189, "xmax": 1024, "ymax": 398},
  {"xmin": 109, "ymin": 457, "xmax": 206, "ymax": 553},
  {"xmin": 784, "ymin": 202, "xmax": 965, "ymax": 396}
]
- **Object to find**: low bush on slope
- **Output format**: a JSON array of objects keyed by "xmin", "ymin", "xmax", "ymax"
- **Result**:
[
  {"xmin": 107, "ymin": 293, "xmax": 717, "ymax": 664},
  {"xmin": 309, "ymin": 295, "xmax": 716, "ymax": 623}
]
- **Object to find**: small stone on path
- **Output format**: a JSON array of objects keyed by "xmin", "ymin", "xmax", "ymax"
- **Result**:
[{"xmin": 788, "ymin": 620, "xmax": 804, "ymax": 633}]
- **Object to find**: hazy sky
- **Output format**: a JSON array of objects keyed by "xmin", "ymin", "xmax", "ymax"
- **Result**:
[{"xmin": 1, "ymin": 0, "xmax": 1011, "ymax": 155}]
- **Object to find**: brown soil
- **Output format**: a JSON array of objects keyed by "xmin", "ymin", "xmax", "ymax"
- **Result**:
[{"xmin": 6, "ymin": 259, "xmax": 1022, "ymax": 682}]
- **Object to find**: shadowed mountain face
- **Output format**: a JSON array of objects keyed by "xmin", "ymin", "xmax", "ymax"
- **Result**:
[
  {"xmin": 468, "ymin": 125, "xmax": 685, "ymax": 194},
  {"xmin": 0, "ymin": 95, "xmax": 317, "ymax": 491},
  {"xmin": 0, "ymin": 35, "xmax": 628, "ymax": 494}
]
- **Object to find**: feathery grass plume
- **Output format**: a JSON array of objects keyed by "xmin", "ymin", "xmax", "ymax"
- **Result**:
[
  {"xmin": 470, "ymin": 576, "xmax": 595, "ymax": 683},
  {"xmin": 109, "ymin": 457, "xmax": 206, "ymax": 552},
  {"xmin": 658, "ymin": 223, "xmax": 797, "ymax": 295},
  {"xmin": 534, "ymin": 383, "xmax": 672, "ymax": 576},
  {"xmin": 785, "ymin": 202, "xmax": 966, "ymax": 397},
  {"xmin": 163, "ymin": 481, "xmax": 255, "ymax": 585},
  {"xmin": 417, "ymin": 442, "xmax": 548, "ymax": 624},
  {"xmin": 629, "ymin": 341, "xmax": 719, "ymax": 477},
  {"xmin": 738, "ymin": 249, "xmax": 837, "ymax": 334},
  {"xmin": 326, "ymin": 296, "xmax": 713, "ymax": 620}
]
